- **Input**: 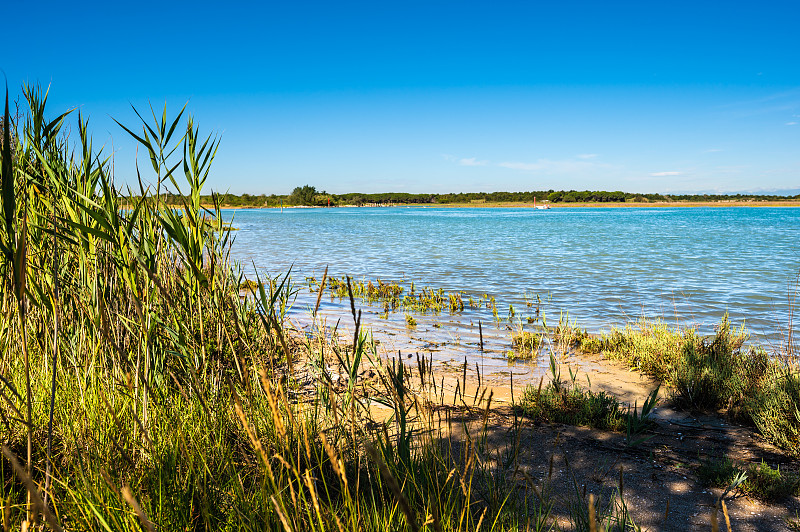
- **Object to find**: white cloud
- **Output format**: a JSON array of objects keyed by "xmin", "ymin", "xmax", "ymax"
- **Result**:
[
  {"xmin": 577, "ymin": 153, "xmax": 598, "ymax": 159},
  {"xmin": 459, "ymin": 157, "xmax": 489, "ymax": 166},
  {"xmin": 649, "ymin": 171, "xmax": 683, "ymax": 177},
  {"xmin": 704, "ymin": 148, "xmax": 723, "ymax": 153},
  {"xmin": 786, "ymin": 121, "xmax": 798, "ymax": 126}
]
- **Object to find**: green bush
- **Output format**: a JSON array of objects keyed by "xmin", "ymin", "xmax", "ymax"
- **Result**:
[
  {"xmin": 745, "ymin": 461, "xmax": 800, "ymax": 501},
  {"xmin": 746, "ymin": 368, "xmax": 800, "ymax": 454},
  {"xmin": 670, "ymin": 315, "xmax": 753, "ymax": 411},
  {"xmin": 578, "ymin": 336, "xmax": 603, "ymax": 353}
]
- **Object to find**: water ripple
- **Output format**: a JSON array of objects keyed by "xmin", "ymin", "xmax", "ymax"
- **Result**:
[{"xmin": 229, "ymin": 207, "xmax": 800, "ymax": 359}]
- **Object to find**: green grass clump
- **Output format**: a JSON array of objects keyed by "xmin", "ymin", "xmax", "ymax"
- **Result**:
[
  {"xmin": 520, "ymin": 380, "xmax": 663, "ymax": 444},
  {"xmin": 519, "ymin": 357, "xmax": 665, "ymax": 440},
  {"xmin": 698, "ymin": 457, "xmax": 800, "ymax": 502},
  {"xmin": 745, "ymin": 461, "xmax": 800, "ymax": 501},
  {"xmin": 521, "ymin": 384, "xmax": 626, "ymax": 431},
  {"xmin": 519, "ymin": 359, "xmax": 626, "ymax": 431},
  {"xmin": 670, "ymin": 317, "xmax": 753, "ymax": 410},
  {"xmin": 597, "ymin": 320, "xmax": 688, "ymax": 382},
  {"xmin": 697, "ymin": 456, "xmax": 741, "ymax": 488},
  {"xmin": 552, "ymin": 313, "xmax": 589, "ymax": 350}
]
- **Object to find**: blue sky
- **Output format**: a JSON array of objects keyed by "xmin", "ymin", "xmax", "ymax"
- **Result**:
[{"xmin": 5, "ymin": 1, "xmax": 799, "ymax": 194}]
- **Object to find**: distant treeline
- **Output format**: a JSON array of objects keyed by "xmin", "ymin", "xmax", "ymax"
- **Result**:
[{"xmin": 157, "ymin": 186, "xmax": 800, "ymax": 207}]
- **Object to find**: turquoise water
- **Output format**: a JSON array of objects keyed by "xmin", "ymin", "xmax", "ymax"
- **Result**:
[{"xmin": 228, "ymin": 207, "xmax": 800, "ymax": 369}]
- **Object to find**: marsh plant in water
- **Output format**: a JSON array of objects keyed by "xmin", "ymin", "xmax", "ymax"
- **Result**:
[{"xmin": 307, "ymin": 275, "xmax": 480, "ymax": 314}]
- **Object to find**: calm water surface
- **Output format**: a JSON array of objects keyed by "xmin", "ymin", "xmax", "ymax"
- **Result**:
[{"xmin": 227, "ymin": 207, "xmax": 800, "ymax": 374}]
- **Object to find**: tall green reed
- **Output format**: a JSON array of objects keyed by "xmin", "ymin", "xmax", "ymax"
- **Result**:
[{"xmin": 0, "ymin": 84, "xmax": 645, "ymax": 532}]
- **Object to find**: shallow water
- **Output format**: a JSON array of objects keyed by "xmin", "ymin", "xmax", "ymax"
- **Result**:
[{"xmin": 227, "ymin": 206, "xmax": 800, "ymax": 375}]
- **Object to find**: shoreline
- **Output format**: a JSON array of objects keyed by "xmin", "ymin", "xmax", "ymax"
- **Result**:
[{"xmin": 211, "ymin": 200, "xmax": 800, "ymax": 209}]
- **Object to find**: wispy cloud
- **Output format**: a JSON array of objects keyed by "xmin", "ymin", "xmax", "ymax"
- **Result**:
[
  {"xmin": 458, "ymin": 157, "xmax": 489, "ymax": 166},
  {"xmin": 498, "ymin": 162, "xmax": 539, "ymax": 171},
  {"xmin": 719, "ymin": 88, "xmax": 800, "ymax": 109},
  {"xmin": 577, "ymin": 153, "xmax": 598, "ymax": 159},
  {"xmin": 704, "ymin": 148, "xmax": 723, "ymax": 153},
  {"xmin": 649, "ymin": 171, "xmax": 682, "ymax": 177},
  {"xmin": 499, "ymin": 158, "xmax": 613, "ymax": 173},
  {"xmin": 442, "ymin": 154, "xmax": 489, "ymax": 166},
  {"xmin": 787, "ymin": 121, "xmax": 798, "ymax": 126},
  {"xmin": 716, "ymin": 89, "xmax": 800, "ymax": 119}
]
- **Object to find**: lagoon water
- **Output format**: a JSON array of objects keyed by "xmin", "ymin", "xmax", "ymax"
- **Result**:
[{"xmin": 228, "ymin": 207, "xmax": 800, "ymax": 373}]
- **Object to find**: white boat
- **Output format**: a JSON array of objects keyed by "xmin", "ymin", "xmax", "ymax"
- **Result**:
[{"xmin": 533, "ymin": 197, "xmax": 551, "ymax": 210}]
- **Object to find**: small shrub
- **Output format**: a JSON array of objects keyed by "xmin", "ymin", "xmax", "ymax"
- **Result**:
[
  {"xmin": 671, "ymin": 315, "xmax": 751, "ymax": 411},
  {"xmin": 579, "ymin": 336, "xmax": 603, "ymax": 353},
  {"xmin": 746, "ymin": 368, "xmax": 800, "ymax": 455}
]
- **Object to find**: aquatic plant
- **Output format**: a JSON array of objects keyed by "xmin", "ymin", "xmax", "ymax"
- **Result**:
[
  {"xmin": 552, "ymin": 312, "xmax": 588, "ymax": 352},
  {"xmin": 306, "ymin": 275, "xmax": 477, "ymax": 315},
  {"xmin": 448, "ymin": 292, "xmax": 464, "ymax": 312},
  {"xmin": 510, "ymin": 327, "xmax": 542, "ymax": 359}
]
